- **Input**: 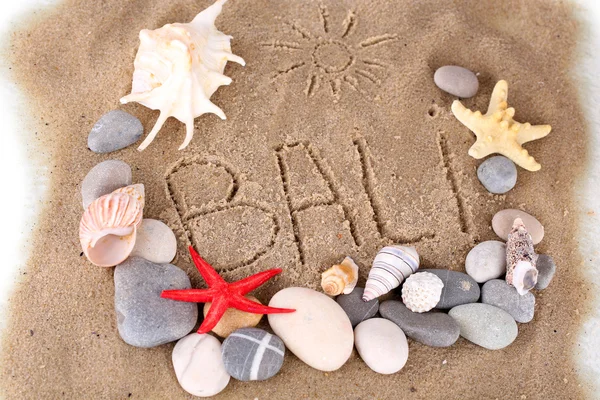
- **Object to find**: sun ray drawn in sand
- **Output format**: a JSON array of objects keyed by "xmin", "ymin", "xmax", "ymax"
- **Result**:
[{"xmin": 261, "ymin": 5, "xmax": 398, "ymax": 100}]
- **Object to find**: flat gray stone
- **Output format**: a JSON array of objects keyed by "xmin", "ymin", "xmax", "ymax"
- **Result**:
[
  {"xmin": 481, "ymin": 279, "xmax": 535, "ymax": 323},
  {"xmin": 114, "ymin": 257, "xmax": 198, "ymax": 348},
  {"xmin": 449, "ymin": 303, "xmax": 518, "ymax": 350},
  {"xmin": 81, "ymin": 160, "xmax": 132, "ymax": 209},
  {"xmin": 221, "ymin": 328, "xmax": 285, "ymax": 381},
  {"xmin": 336, "ymin": 287, "xmax": 379, "ymax": 327},
  {"xmin": 535, "ymin": 254, "xmax": 556, "ymax": 290},
  {"xmin": 465, "ymin": 241, "xmax": 507, "ymax": 283},
  {"xmin": 421, "ymin": 269, "xmax": 480, "ymax": 309},
  {"xmin": 477, "ymin": 156, "xmax": 517, "ymax": 194},
  {"xmin": 88, "ymin": 110, "xmax": 143, "ymax": 153},
  {"xmin": 379, "ymin": 300, "xmax": 460, "ymax": 347},
  {"xmin": 433, "ymin": 65, "xmax": 479, "ymax": 98}
]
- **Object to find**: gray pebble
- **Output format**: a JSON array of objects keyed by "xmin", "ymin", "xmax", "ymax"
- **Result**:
[
  {"xmin": 379, "ymin": 300, "xmax": 460, "ymax": 347},
  {"xmin": 535, "ymin": 254, "xmax": 556, "ymax": 290},
  {"xmin": 449, "ymin": 303, "xmax": 518, "ymax": 350},
  {"xmin": 221, "ymin": 328, "xmax": 285, "ymax": 381},
  {"xmin": 477, "ymin": 156, "xmax": 518, "ymax": 194},
  {"xmin": 433, "ymin": 65, "xmax": 479, "ymax": 98},
  {"xmin": 481, "ymin": 279, "xmax": 535, "ymax": 323},
  {"xmin": 336, "ymin": 287, "xmax": 379, "ymax": 327},
  {"xmin": 114, "ymin": 257, "xmax": 198, "ymax": 348},
  {"xmin": 465, "ymin": 241, "xmax": 507, "ymax": 283},
  {"xmin": 81, "ymin": 160, "xmax": 132, "ymax": 209},
  {"xmin": 421, "ymin": 269, "xmax": 480, "ymax": 309},
  {"xmin": 88, "ymin": 110, "xmax": 143, "ymax": 153}
]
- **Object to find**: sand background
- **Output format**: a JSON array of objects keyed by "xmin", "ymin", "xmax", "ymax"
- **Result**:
[{"xmin": 0, "ymin": 0, "xmax": 591, "ymax": 398}]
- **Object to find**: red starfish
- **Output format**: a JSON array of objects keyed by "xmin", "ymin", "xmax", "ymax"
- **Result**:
[{"xmin": 161, "ymin": 246, "xmax": 295, "ymax": 334}]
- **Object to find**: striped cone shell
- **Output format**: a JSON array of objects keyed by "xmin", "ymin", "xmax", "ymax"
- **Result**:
[{"xmin": 362, "ymin": 245, "xmax": 420, "ymax": 302}]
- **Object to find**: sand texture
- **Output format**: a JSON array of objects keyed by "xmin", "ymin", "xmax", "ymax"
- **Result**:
[{"xmin": 0, "ymin": 0, "xmax": 590, "ymax": 398}]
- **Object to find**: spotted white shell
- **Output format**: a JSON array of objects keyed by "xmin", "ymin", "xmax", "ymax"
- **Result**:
[
  {"xmin": 120, "ymin": 0, "xmax": 245, "ymax": 151},
  {"xmin": 79, "ymin": 187, "xmax": 144, "ymax": 267},
  {"xmin": 506, "ymin": 218, "xmax": 539, "ymax": 295},
  {"xmin": 321, "ymin": 257, "xmax": 359, "ymax": 296},
  {"xmin": 363, "ymin": 245, "xmax": 420, "ymax": 302},
  {"xmin": 401, "ymin": 272, "xmax": 444, "ymax": 313}
]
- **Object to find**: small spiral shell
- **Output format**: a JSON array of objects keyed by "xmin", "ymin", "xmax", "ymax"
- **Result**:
[
  {"xmin": 363, "ymin": 245, "xmax": 420, "ymax": 302},
  {"xmin": 321, "ymin": 257, "xmax": 359, "ymax": 296}
]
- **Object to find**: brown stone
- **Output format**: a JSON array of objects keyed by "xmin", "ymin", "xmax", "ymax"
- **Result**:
[{"xmin": 203, "ymin": 295, "xmax": 263, "ymax": 338}]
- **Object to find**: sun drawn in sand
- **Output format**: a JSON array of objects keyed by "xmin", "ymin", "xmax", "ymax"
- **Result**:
[{"xmin": 261, "ymin": 4, "xmax": 398, "ymax": 100}]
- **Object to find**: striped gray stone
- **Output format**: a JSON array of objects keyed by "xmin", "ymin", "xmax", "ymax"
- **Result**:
[{"xmin": 221, "ymin": 328, "xmax": 285, "ymax": 381}]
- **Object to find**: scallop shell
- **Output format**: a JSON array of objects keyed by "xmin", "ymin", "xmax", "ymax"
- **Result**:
[
  {"xmin": 363, "ymin": 245, "xmax": 420, "ymax": 302},
  {"xmin": 401, "ymin": 272, "xmax": 444, "ymax": 313},
  {"xmin": 79, "ymin": 191, "xmax": 144, "ymax": 267},
  {"xmin": 506, "ymin": 218, "xmax": 539, "ymax": 295},
  {"xmin": 321, "ymin": 257, "xmax": 359, "ymax": 296},
  {"xmin": 120, "ymin": 0, "xmax": 245, "ymax": 151}
]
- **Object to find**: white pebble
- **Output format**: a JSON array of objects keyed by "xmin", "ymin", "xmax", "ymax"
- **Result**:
[
  {"xmin": 131, "ymin": 219, "xmax": 177, "ymax": 263},
  {"xmin": 172, "ymin": 333, "xmax": 230, "ymax": 397},
  {"xmin": 268, "ymin": 287, "xmax": 353, "ymax": 372},
  {"xmin": 354, "ymin": 318, "xmax": 409, "ymax": 374}
]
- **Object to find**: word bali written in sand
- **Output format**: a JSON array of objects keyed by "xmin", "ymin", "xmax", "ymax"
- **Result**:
[{"xmin": 75, "ymin": 0, "xmax": 558, "ymax": 393}]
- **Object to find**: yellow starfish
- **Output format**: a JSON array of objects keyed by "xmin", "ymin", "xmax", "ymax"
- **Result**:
[{"xmin": 451, "ymin": 80, "xmax": 551, "ymax": 171}]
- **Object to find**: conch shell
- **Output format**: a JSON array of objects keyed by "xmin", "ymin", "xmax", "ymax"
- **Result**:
[
  {"xmin": 506, "ymin": 218, "xmax": 539, "ymax": 295},
  {"xmin": 363, "ymin": 245, "xmax": 420, "ymax": 302},
  {"xmin": 79, "ymin": 185, "xmax": 145, "ymax": 267},
  {"xmin": 321, "ymin": 257, "xmax": 359, "ymax": 296},
  {"xmin": 120, "ymin": 0, "xmax": 245, "ymax": 151}
]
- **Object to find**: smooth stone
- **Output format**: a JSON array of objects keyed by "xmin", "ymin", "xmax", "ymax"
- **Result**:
[
  {"xmin": 433, "ymin": 65, "xmax": 479, "ymax": 98},
  {"xmin": 336, "ymin": 287, "xmax": 379, "ymax": 327},
  {"xmin": 114, "ymin": 257, "xmax": 198, "ymax": 348},
  {"xmin": 379, "ymin": 300, "xmax": 460, "ymax": 347},
  {"xmin": 535, "ymin": 254, "xmax": 556, "ymax": 290},
  {"xmin": 130, "ymin": 219, "xmax": 177, "ymax": 264},
  {"xmin": 465, "ymin": 241, "xmax": 507, "ymax": 283},
  {"xmin": 492, "ymin": 209, "xmax": 544, "ymax": 244},
  {"xmin": 421, "ymin": 269, "xmax": 480, "ymax": 309},
  {"xmin": 268, "ymin": 287, "xmax": 353, "ymax": 372},
  {"xmin": 81, "ymin": 160, "xmax": 132, "ymax": 209},
  {"xmin": 354, "ymin": 318, "xmax": 409, "ymax": 374},
  {"xmin": 449, "ymin": 303, "xmax": 518, "ymax": 350},
  {"xmin": 88, "ymin": 110, "xmax": 143, "ymax": 153},
  {"xmin": 477, "ymin": 156, "xmax": 518, "ymax": 194},
  {"xmin": 221, "ymin": 328, "xmax": 285, "ymax": 381},
  {"xmin": 481, "ymin": 279, "xmax": 535, "ymax": 323},
  {"xmin": 172, "ymin": 333, "xmax": 230, "ymax": 397},
  {"xmin": 203, "ymin": 295, "xmax": 263, "ymax": 338}
]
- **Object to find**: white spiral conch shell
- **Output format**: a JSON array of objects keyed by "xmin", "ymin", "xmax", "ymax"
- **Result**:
[
  {"xmin": 401, "ymin": 272, "xmax": 444, "ymax": 313},
  {"xmin": 321, "ymin": 257, "xmax": 359, "ymax": 296},
  {"xmin": 120, "ymin": 0, "xmax": 245, "ymax": 151},
  {"xmin": 363, "ymin": 245, "xmax": 420, "ymax": 302},
  {"xmin": 506, "ymin": 218, "xmax": 539, "ymax": 295},
  {"xmin": 79, "ymin": 185, "xmax": 145, "ymax": 267}
]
